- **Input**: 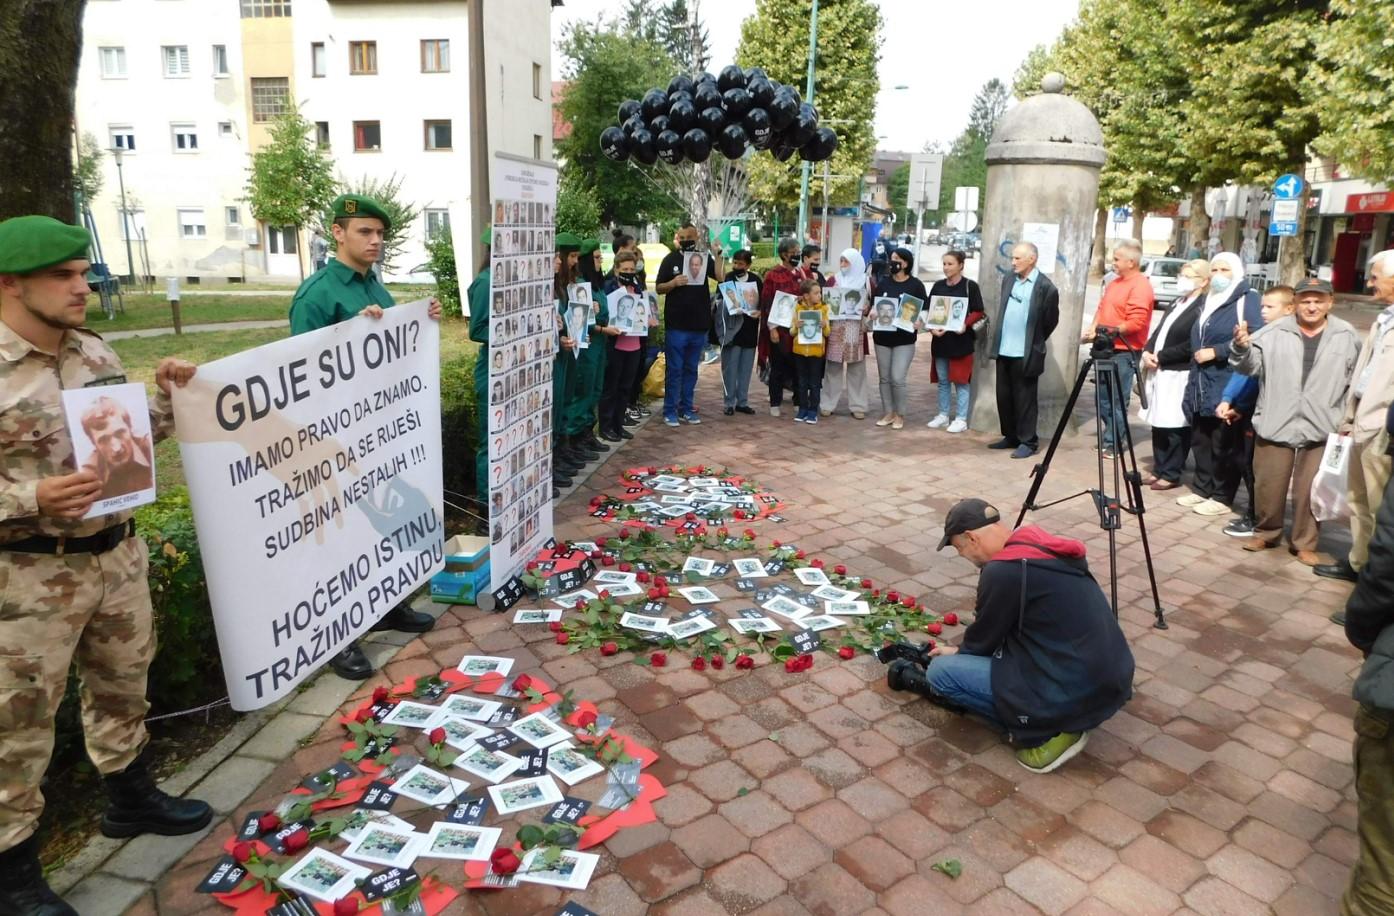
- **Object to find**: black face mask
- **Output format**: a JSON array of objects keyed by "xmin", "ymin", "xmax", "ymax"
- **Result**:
[
  {"xmin": 617, "ymin": 271, "xmax": 637, "ymax": 284},
  {"xmin": 730, "ymin": 268, "xmax": 749, "ymax": 279},
  {"xmin": 679, "ymin": 239, "xmax": 697, "ymax": 251}
]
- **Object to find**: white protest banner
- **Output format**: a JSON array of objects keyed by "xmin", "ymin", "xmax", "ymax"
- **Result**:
[
  {"xmin": 171, "ymin": 301, "xmax": 444, "ymax": 710},
  {"xmin": 487, "ymin": 153, "xmax": 559, "ymax": 592}
]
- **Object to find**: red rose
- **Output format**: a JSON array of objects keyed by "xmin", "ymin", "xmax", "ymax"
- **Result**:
[
  {"xmin": 257, "ymin": 813, "xmax": 281, "ymax": 833},
  {"xmin": 799, "ymin": 654, "xmax": 815, "ymax": 671},
  {"xmin": 428, "ymin": 727, "xmax": 447, "ymax": 745},
  {"xmin": 232, "ymin": 841, "xmax": 254, "ymax": 864},
  {"xmin": 595, "ymin": 537, "xmax": 608, "ymax": 548},
  {"xmin": 576, "ymin": 710, "xmax": 598, "ymax": 730},
  {"xmin": 556, "ymin": 632, "xmax": 570, "ymax": 645},
  {"xmin": 490, "ymin": 848, "xmax": 522, "ymax": 875},
  {"xmin": 512, "ymin": 674, "xmax": 534, "ymax": 693},
  {"xmin": 887, "ymin": 590, "xmax": 900, "ymax": 603},
  {"xmin": 718, "ymin": 527, "xmax": 729, "ymax": 538},
  {"xmin": 861, "ymin": 578, "xmax": 872, "ymax": 589},
  {"xmin": 872, "ymin": 589, "xmax": 881, "ymax": 598},
  {"xmin": 637, "ymin": 571, "xmax": 651, "ymax": 583},
  {"xmin": 796, "ymin": 550, "xmax": 806, "ymax": 559},
  {"xmin": 655, "ymin": 576, "xmax": 668, "ymax": 588},
  {"xmin": 943, "ymin": 612, "xmax": 960, "ymax": 626},
  {"xmin": 549, "ymin": 622, "xmax": 563, "ymax": 632},
  {"xmin": 734, "ymin": 510, "xmax": 747, "ymax": 519},
  {"xmin": 838, "ymin": 646, "xmax": 855, "ymax": 660},
  {"xmin": 372, "ymin": 686, "xmax": 390, "ymax": 704},
  {"xmin": 574, "ymin": 599, "xmax": 586, "ymax": 610},
  {"xmin": 602, "ymin": 555, "xmax": 616, "ymax": 567},
  {"xmin": 601, "ymin": 642, "xmax": 618, "ymax": 656},
  {"xmin": 658, "ymin": 587, "xmax": 670, "ymax": 598},
  {"xmin": 744, "ymin": 529, "xmax": 756, "ymax": 540},
  {"xmin": 927, "ymin": 622, "xmax": 943, "ymax": 636},
  {"xmin": 735, "ymin": 654, "xmax": 755, "ymax": 669},
  {"xmin": 685, "ymin": 512, "xmax": 697, "ymax": 521},
  {"xmin": 526, "ymin": 561, "xmax": 539, "ymax": 571},
  {"xmin": 902, "ymin": 595, "xmax": 916, "ymax": 608},
  {"xmin": 619, "ymin": 528, "xmax": 631, "ymax": 540},
  {"xmin": 619, "ymin": 562, "xmax": 632, "ymax": 572},
  {"xmin": 927, "ymin": 638, "xmax": 936, "ymax": 650},
  {"xmin": 599, "ymin": 589, "xmax": 611, "ymax": 600},
  {"xmin": 812, "ymin": 558, "xmax": 825, "ymax": 569},
  {"xmin": 710, "ymin": 655, "xmax": 724, "ymax": 670},
  {"xmin": 773, "ymin": 540, "xmax": 782, "ymax": 548},
  {"xmin": 591, "ymin": 549, "xmax": 604, "ymax": 560},
  {"xmin": 784, "ymin": 657, "xmax": 800, "ymax": 673},
  {"xmin": 835, "ymin": 565, "xmax": 847, "ymax": 576},
  {"xmin": 283, "ymin": 827, "xmax": 310, "ymax": 853},
  {"xmin": 334, "ymin": 898, "xmax": 359, "ymax": 916},
  {"xmin": 691, "ymin": 657, "xmax": 707, "ymax": 671},
  {"xmin": 647, "ymin": 587, "xmax": 662, "ymax": 600},
  {"xmin": 651, "ymin": 652, "xmax": 667, "ymax": 668},
  {"xmin": 354, "ymin": 707, "xmax": 372, "ymax": 724},
  {"xmin": 589, "ymin": 496, "xmax": 603, "ymax": 507}
]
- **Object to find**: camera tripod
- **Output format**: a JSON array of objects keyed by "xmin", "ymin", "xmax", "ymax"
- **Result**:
[{"xmin": 1015, "ymin": 345, "xmax": 1168, "ymax": 630}]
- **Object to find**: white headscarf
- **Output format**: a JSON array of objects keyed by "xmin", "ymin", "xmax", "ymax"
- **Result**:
[
  {"xmin": 835, "ymin": 248, "xmax": 867, "ymax": 292},
  {"xmin": 1199, "ymin": 251, "xmax": 1244, "ymax": 327}
]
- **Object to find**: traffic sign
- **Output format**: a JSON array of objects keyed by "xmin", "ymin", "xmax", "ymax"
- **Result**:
[
  {"xmin": 1270, "ymin": 199, "xmax": 1299, "ymax": 237},
  {"xmin": 1272, "ymin": 173, "xmax": 1304, "ymax": 200},
  {"xmin": 945, "ymin": 211, "xmax": 978, "ymax": 232},
  {"xmin": 954, "ymin": 186, "xmax": 979, "ymax": 213},
  {"xmin": 907, "ymin": 154, "xmax": 944, "ymax": 212},
  {"xmin": 1111, "ymin": 206, "xmax": 1132, "ymax": 224}
]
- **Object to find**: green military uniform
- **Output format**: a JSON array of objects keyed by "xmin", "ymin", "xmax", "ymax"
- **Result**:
[
  {"xmin": 467, "ymin": 228, "xmax": 492, "ymax": 493},
  {"xmin": 289, "ymin": 195, "xmax": 396, "ymax": 334},
  {"xmin": 565, "ymin": 239, "xmax": 610, "ymax": 439},
  {"xmin": 553, "ymin": 234, "xmax": 581, "ymax": 449},
  {"xmin": 0, "ymin": 217, "xmax": 165, "ymax": 851}
]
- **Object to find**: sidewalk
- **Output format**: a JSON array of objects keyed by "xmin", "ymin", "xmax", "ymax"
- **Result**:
[{"xmin": 83, "ymin": 348, "xmax": 1359, "ymax": 915}]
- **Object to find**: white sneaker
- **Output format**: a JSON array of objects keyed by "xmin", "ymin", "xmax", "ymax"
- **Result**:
[
  {"xmin": 770, "ymin": 406, "xmax": 781, "ymax": 417},
  {"xmin": 947, "ymin": 418, "xmax": 968, "ymax": 433},
  {"xmin": 927, "ymin": 414, "xmax": 950, "ymax": 429},
  {"xmin": 1194, "ymin": 499, "xmax": 1230, "ymax": 517},
  {"xmin": 1176, "ymin": 493, "xmax": 1207, "ymax": 508}
]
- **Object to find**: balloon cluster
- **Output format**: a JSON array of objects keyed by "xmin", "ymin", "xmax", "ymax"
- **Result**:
[{"xmin": 600, "ymin": 65, "xmax": 839, "ymax": 167}]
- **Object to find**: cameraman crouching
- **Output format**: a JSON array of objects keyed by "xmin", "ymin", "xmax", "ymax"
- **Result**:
[{"xmin": 907, "ymin": 498, "xmax": 1135, "ymax": 773}]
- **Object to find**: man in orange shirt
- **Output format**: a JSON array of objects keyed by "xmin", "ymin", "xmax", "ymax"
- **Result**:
[{"xmin": 1083, "ymin": 238, "xmax": 1154, "ymax": 455}]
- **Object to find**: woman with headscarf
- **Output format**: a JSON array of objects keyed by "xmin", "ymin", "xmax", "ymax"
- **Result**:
[
  {"xmin": 1138, "ymin": 258, "xmax": 1208, "ymax": 489},
  {"xmin": 871, "ymin": 247, "xmax": 926, "ymax": 429},
  {"xmin": 1178, "ymin": 251, "xmax": 1264, "ymax": 517},
  {"xmin": 822, "ymin": 248, "xmax": 872, "ymax": 418}
]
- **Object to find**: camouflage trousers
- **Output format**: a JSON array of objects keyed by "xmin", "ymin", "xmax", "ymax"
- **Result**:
[
  {"xmin": 1343, "ymin": 705, "xmax": 1394, "ymax": 915},
  {"xmin": 0, "ymin": 536, "xmax": 154, "ymax": 851}
]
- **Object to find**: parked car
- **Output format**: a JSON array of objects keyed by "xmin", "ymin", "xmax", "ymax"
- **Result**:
[{"xmin": 1140, "ymin": 257, "xmax": 1186, "ymax": 308}]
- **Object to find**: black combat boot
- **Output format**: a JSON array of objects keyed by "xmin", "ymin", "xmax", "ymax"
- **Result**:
[
  {"xmin": 583, "ymin": 430, "xmax": 610, "ymax": 453},
  {"xmin": 100, "ymin": 756, "xmax": 213, "ymax": 839},
  {"xmin": 0, "ymin": 835, "xmax": 77, "ymax": 916}
]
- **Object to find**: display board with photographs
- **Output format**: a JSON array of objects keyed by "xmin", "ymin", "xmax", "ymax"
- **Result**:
[
  {"xmin": 830, "ymin": 286, "xmax": 865, "ymax": 320},
  {"xmin": 919, "ymin": 295, "xmax": 969, "ymax": 333},
  {"xmin": 892, "ymin": 294, "xmax": 924, "ymax": 332},
  {"xmin": 796, "ymin": 310, "xmax": 824, "ymax": 346},
  {"xmin": 61, "ymin": 382, "xmax": 158, "ymax": 517},
  {"xmin": 768, "ymin": 291, "xmax": 798, "ymax": 329},
  {"xmin": 487, "ymin": 154, "xmax": 560, "ymax": 590},
  {"xmin": 610, "ymin": 289, "xmax": 647, "ymax": 336},
  {"xmin": 869, "ymin": 296, "xmax": 899, "ymax": 333}
]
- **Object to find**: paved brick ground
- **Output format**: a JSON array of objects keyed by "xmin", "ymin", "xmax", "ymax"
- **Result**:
[{"xmin": 141, "ymin": 348, "xmax": 1361, "ymax": 915}]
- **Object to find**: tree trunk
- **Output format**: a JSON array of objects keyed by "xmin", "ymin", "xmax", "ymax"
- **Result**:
[
  {"xmin": 1091, "ymin": 208, "xmax": 1107, "ymax": 276},
  {"xmin": 1278, "ymin": 185, "xmax": 1311, "ymax": 286},
  {"xmin": 0, "ymin": 1, "xmax": 86, "ymax": 221},
  {"xmin": 1130, "ymin": 204, "xmax": 1145, "ymax": 243},
  {"xmin": 1187, "ymin": 185, "xmax": 1210, "ymax": 255}
]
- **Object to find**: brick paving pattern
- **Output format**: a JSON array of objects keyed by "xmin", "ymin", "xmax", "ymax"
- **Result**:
[{"xmin": 143, "ymin": 354, "xmax": 1360, "ymax": 914}]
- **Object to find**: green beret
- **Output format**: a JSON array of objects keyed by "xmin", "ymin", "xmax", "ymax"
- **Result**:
[
  {"xmin": 555, "ymin": 232, "xmax": 582, "ymax": 252},
  {"xmin": 332, "ymin": 194, "xmax": 391, "ymax": 229},
  {"xmin": 579, "ymin": 239, "xmax": 600, "ymax": 256},
  {"xmin": 0, "ymin": 215, "xmax": 91, "ymax": 275},
  {"xmin": 481, "ymin": 226, "xmax": 493, "ymax": 246}
]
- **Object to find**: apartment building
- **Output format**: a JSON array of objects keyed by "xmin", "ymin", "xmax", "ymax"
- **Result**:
[{"xmin": 76, "ymin": 0, "xmax": 553, "ymax": 284}]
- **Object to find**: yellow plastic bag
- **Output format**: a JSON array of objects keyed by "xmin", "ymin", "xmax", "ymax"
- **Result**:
[{"xmin": 641, "ymin": 352, "xmax": 667, "ymax": 399}]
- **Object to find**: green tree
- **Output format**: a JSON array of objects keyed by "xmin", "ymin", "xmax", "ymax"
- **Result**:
[
  {"xmin": 245, "ymin": 109, "xmax": 338, "ymax": 278},
  {"xmin": 1012, "ymin": 44, "xmax": 1053, "ymax": 99},
  {"xmin": 556, "ymin": 21, "xmax": 681, "ymax": 226},
  {"xmin": 73, "ymin": 131, "xmax": 104, "ymax": 208},
  {"xmin": 887, "ymin": 161, "xmax": 911, "ymax": 228},
  {"xmin": 662, "ymin": 0, "xmax": 710, "ymax": 73},
  {"xmin": 1312, "ymin": 0, "xmax": 1394, "ymax": 183},
  {"xmin": 922, "ymin": 80, "xmax": 1008, "ymax": 228},
  {"xmin": 317, "ymin": 172, "xmax": 420, "ymax": 272},
  {"xmin": 425, "ymin": 227, "xmax": 460, "ymax": 313},
  {"xmin": 735, "ymin": 0, "xmax": 883, "ymax": 210},
  {"xmin": 556, "ymin": 168, "xmax": 603, "ymax": 237}
]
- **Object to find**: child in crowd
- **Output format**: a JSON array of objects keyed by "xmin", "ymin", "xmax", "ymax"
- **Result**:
[
  {"xmin": 791, "ymin": 278, "xmax": 831, "ymax": 424},
  {"xmin": 1215, "ymin": 285, "xmax": 1295, "ymax": 537}
]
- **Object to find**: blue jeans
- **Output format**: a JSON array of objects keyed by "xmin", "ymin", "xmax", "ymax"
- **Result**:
[
  {"xmin": 935, "ymin": 356, "xmax": 971, "ymax": 419},
  {"xmin": 1096, "ymin": 350, "xmax": 1136, "ymax": 451},
  {"xmin": 926, "ymin": 653, "xmax": 1002, "ymax": 725},
  {"xmin": 664, "ymin": 328, "xmax": 706, "ymax": 419}
]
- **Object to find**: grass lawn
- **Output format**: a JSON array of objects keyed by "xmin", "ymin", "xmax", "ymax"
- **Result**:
[
  {"xmin": 88, "ymin": 293, "xmax": 291, "ymax": 332},
  {"xmin": 112, "ymin": 317, "xmax": 475, "ymax": 492}
]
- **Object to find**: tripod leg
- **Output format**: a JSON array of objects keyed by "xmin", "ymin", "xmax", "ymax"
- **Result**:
[
  {"xmin": 1015, "ymin": 358, "xmax": 1094, "ymax": 528},
  {"xmin": 1115, "ymin": 371, "xmax": 1168, "ymax": 629}
]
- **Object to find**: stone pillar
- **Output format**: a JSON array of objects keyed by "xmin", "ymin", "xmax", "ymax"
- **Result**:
[{"xmin": 970, "ymin": 73, "xmax": 1105, "ymax": 438}]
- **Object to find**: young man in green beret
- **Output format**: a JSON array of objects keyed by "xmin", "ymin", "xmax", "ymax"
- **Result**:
[
  {"xmin": 0, "ymin": 215, "xmax": 211, "ymax": 915},
  {"xmin": 566, "ymin": 239, "xmax": 620, "ymax": 456},
  {"xmin": 289, "ymin": 194, "xmax": 441, "ymax": 680},
  {"xmin": 467, "ymin": 226, "xmax": 496, "ymax": 493}
]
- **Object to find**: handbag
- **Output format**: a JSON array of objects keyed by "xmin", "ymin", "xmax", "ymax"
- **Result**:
[{"xmin": 1311, "ymin": 433, "xmax": 1353, "ymax": 522}]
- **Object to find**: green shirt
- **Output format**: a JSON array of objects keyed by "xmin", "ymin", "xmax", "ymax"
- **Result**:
[{"xmin": 289, "ymin": 258, "xmax": 395, "ymax": 335}]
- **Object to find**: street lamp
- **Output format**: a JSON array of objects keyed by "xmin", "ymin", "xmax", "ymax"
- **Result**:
[{"xmin": 111, "ymin": 146, "xmax": 136, "ymax": 285}]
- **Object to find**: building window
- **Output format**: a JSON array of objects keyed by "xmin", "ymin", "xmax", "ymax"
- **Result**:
[
  {"xmin": 109, "ymin": 125, "xmax": 136, "ymax": 152},
  {"xmin": 421, "ymin": 39, "xmax": 449, "ymax": 73},
  {"xmin": 212, "ymin": 45, "xmax": 229, "ymax": 76},
  {"xmin": 425, "ymin": 209, "xmax": 450, "ymax": 240},
  {"xmin": 240, "ymin": 0, "xmax": 291, "ymax": 17},
  {"xmin": 225, "ymin": 206, "xmax": 241, "ymax": 226},
  {"xmin": 250, "ymin": 77, "xmax": 290, "ymax": 122},
  {"xmin": 177, "ymin": 208, "xmax": 207, "ymax": 239},
  {"xmin": 424, "ymin": 120, "xmax": 452, "ymax": 151},
  {"xmin": 532, "ymin": 63, "xmax": 542, "ymax": 100},
  {"xmin": 99, "ymin": 46, "xmax": 127, "ymax": 78},
  {"xmin": 162, "ymin": 45, "xmax": 190, "ymax": 77},
  {"xmin": 534, "ymin": 134, "xmax": 543, "ymax": 159},
  {"xmin": 171, "ymin": 123, "xmax": 199, "ymax": 152},
  {"xmin": 117, "ymin": 208, "xmax": 147, "ymax": 241},
  {"xmin": 268, "ymin": 227, "xmax": 298, "ymax": 255},
  {"xmin": 349, "ymin": 41, "xmax": 377, "ymax": 75},
  {"xmin": 315, "ymin": 121, "xmax": 330, "ymax": 148},
  {"xmin": 218, "ymin": 121, "xmax": 234, "ymax": 138},
  {"xmin": 353, "ymin": 121, "xmax": 381, "ymax": 151},
  {"xmin": 311, "ymin": 42, "xmax": 326, "ymax": 78}
]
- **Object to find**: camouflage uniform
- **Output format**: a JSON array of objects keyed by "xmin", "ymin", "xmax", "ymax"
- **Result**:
[{"xmin": 0, "ymin": 319, "xmax": 170, "ymax": 850}]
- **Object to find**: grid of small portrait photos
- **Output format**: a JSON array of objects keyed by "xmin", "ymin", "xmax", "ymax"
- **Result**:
[{"xmin": 488, "ymin": 197, "xmax": 557, "ymax": 587}]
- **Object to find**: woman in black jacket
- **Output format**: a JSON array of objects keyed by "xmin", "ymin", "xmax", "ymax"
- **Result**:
[
  {"xmin": 1139, "ymin": 259, "xmax": 1208, "ymax": 488},
  {"xmin": 927, "ymin": 249, "xmax": 985, "ymax": 432}
]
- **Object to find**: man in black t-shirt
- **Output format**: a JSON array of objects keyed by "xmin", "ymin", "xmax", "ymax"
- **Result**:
[{"xmin": 655, "ymin": 222, "xmax": 724, "ymax": 426}]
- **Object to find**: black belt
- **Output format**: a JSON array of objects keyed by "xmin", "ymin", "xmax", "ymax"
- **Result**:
[{"xmin": 2, "ymin": 520, "xmax": 135, "ymax": 556}]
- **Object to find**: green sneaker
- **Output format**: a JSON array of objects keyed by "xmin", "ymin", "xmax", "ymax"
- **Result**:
[{"xmin": 1016, "ymin": 731, "xmax": 1089, "ymax": 773}]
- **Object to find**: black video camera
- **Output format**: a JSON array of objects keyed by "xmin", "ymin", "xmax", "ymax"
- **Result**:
[
  {"xmin": 874, "ymin": 641, "xmax": 932, "ymax": 667},
  {"xmin": 1091, "ymin": 325, "xmax": 1123, "ymax": 360}
]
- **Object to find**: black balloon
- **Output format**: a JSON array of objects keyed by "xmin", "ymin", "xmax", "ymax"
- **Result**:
[
  {"xmin": 808, "ymin": 126, "xmax": 839, "ymax": 161},
  {"xmin": 641, "ymin": 88, "xmax": 669, "ymax": 121},
  {"xmin": 697, "ymin": 71, "xmax": 717, "ymax": 87},
  {"xmin": 697, "ymin": 106, "xmax": 727, "ymax": 135},
  {"xmin": 668, "ymin": 90, "xmax": 693, "ymax": 108},
  {"xmin": 767, "ymin": 90, "xmax": 798, "ymax": 129},
  {"xmin": 668, "ymin": 98, "xmax": 697, "ymax": 132},
  {"xmin": 786, "ymin": 108, "xmax": 818, "ymax": 147},
  {"xmin": 718, "ymin": 123, "xmax": 749, "ymax": 159},
  {"xmin": 746, "ymin": 66, "xmax": 769, "ymax": 83},
  {"xmin": 618, "ymin": 99, "xmax": 641, "ymax": 123},
  {"xmin": 743, "ymin": 107, "xmax": 775, "ymax": 149},
  {"xmin": 667, "ymin": 74, "xmax": 694, "ymax": 97},
  {"xmin": 649, "ymin": 114, "xmax": 671, "ymax": 134},
  {"xmin": 657, "ymin": 129, "xmax": 685, "ymax": 165},
  {"xmin": 783, "ymin": 86, "xmax": 802, "ymax": 108},
  {"xmin": 682, "ymin": 128, "xmax": 712, "ymax": 163},
  {"xmin": 622, "ymin": 114, "xmax": 646, "ymax": 137},
  {"xmin": 771, "ymin": 142, "xmax": 797, "ymax": 162},
  {"xmin": 630, "ymin": 128, "xmax": 658, "ymax": 165},
  {"xmin": 694, "ymin": 82, "xmax": 723, "ymax": 110},
  {"xmin": 747, "ymin": 76, "xmax": 775, "ymax": 108},
  {"xmin": 717, "ymin": 64, "xmax": 745, "ymax": 93},
  {"xmin": 722, "ymin": 87, "xmax": 753, "ymax": 119},
  {"xmin": 799, "ymin": 101, "xmax": 820, "ymax": 123},
  {"xmin": 600, "ymin": 125, "xmax": 629, "ymax": 162}
]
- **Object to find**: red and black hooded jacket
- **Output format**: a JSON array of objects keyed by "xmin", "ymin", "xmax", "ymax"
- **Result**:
[{"xmin": 960, "ymin": 526, "xmax": 1135, "ymax": 748}]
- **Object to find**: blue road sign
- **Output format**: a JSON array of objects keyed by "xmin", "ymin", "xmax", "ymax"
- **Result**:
[
  {"xmin": 1273, "ymin": 173, "xmax": 1304, "ymax": 200},
  {"xmin": 1270, "ymin": 198, "xmax": 1300, "ymax": 237}
]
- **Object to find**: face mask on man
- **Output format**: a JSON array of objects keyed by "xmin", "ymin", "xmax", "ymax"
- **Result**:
[
  {"xmin": 1175, "ymin": 277, "xmax": 1196, "ymax": 295},
  {"xmin": 1210, "ymin": 275, "xmax": 1232, "ymax": 294},
  {"xmin": 679, "ymin": 239, "xmax": 697, "ymax": 251},
  {"xmin": 617, "ymin": 271, "xmax": 637, "ymax": 284}
]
